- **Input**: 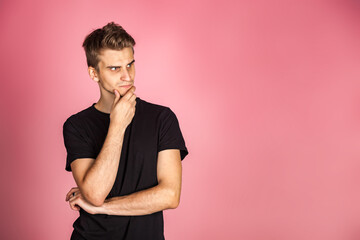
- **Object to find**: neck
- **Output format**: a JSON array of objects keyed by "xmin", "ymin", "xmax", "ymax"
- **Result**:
[{"xmin": 94, "ymin": 88, "xmax": 115, "ymax": 114}]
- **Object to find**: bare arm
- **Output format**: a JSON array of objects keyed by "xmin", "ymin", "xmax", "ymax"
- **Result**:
[
  {"xmin": 71, "ymin": 124, "xmax": 125, "ymax": 207},
  {"xmin": 98, "ymin": 149, "xmax": 182, "ymax": 215},
  {"xmin": 66, "ymin": 149, "xmax": 182, "ymax": 215},
  {"xmin": 70, "ymin": 87, "xmax": 137, "ymax": 207}
]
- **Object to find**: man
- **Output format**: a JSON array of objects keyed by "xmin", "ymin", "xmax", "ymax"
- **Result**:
[{"xmin": 62, "ymin": 22, "xmax": 188, "ymax": 240}]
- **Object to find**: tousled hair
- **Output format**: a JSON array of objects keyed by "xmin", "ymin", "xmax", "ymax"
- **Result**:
[{"xmin": 82, "ymin": 22, "xmax": 135, "ymax": 71}]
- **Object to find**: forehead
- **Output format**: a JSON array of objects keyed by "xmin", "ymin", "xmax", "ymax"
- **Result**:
[{"xmin": 98, "ymin": 47, "xmax": 134, "ymax": 65}]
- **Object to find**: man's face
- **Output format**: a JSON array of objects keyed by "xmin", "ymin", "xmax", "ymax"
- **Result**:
[{"xmin": 94, "ymin": 47, "xmax": 135, "ymax": 97}]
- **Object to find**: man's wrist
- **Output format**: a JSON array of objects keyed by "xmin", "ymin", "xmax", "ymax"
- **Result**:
[{"xmin": 109, "ymin": 122, "xmax": 127, "ymax": 135}]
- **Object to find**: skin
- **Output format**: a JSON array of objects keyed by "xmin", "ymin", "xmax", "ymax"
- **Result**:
[
  {"xmin": 65, "ymin": 47, "xmax": 182, "ymax": 215},
  {"xmin": 90, "ymin": 48, "xmax": 136, "ymax": 114}
]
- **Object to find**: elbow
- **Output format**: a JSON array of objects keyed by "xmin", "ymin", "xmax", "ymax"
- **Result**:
[
  {"xmin": 168, "ymin": 198, "xmax": 180, "ymax": 209},
  {"xmin": 90, "ymin": 198, "xmax": 105, "ymax": 207},
  {"xmin": 166, "ymin": 189, "xmax": 180, "ymax": 209},
  {"xmin": 81, "ymin": 182, "xmax": 106, "ymax": 207},
  {"xmin": 83, "ymin": 192, "xmax": 105, "ymax": 207}
]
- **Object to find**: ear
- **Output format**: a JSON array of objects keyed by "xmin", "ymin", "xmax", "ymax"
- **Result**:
[{"xmin": 88, "ymin": 67, "xmax": 99, "ymax": 82}]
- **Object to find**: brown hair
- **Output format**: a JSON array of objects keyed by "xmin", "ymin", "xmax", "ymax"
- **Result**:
[{"xmin": 82, "ymin": 22, "xmax": 136, "ymax": 71}]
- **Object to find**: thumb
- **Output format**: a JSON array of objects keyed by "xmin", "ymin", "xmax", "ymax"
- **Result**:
[{"xmin": 113, "ymin": 89, "xmax": 120, "ymax": 102}]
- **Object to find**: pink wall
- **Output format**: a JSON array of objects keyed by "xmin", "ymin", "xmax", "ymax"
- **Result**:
[{"xmin": 1, "ymin": 0, "xmax": 360, "ymax": 239}]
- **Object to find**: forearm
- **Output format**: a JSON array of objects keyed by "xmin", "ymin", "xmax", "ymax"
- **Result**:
[
  {"xmin": 81, "ymin": 123, "xmax": 126, "ymax": 205},
  {"xmin": 97, "ymin": 184, "xmax": 180, "ymax": 216}
]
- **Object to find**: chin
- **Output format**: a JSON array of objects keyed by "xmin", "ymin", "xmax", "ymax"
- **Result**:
[
  {"xmin": 117, "ymin": 90, "xmax": 127, "ymax": 97},
  {"xmin": 112, "ymin": 86, "xmax": 131, "ymax": 96}
]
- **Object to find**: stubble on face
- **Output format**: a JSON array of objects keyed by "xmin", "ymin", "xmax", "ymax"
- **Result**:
[
  {"xmin": 96, "ymin": 48, "xmax": 135, "ymax": 98},
  {"xmin": 97, "ymin": 74, "xmax": 116, "ymax": 95}
]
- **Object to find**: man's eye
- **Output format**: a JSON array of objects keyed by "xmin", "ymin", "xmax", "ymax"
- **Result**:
[
  {"xmin": 110, "ymin": 67, "xmax": 118, "ymax": 71},
  {"xmin": 126, "ymin": 64, "xmax": 131, "ymax": 68}
]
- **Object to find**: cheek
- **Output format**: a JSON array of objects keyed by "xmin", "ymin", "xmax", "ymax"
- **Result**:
[
  {"xmin": 101, "ymin": 73, "xmax": 116, "ymax": 84},
  {"xmin": 130, "ymin": 68, "xmax": 135, "ymax": 79}
]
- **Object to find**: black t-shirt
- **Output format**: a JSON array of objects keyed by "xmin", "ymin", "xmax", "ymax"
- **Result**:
[{"xmin": 63, "ymin": 97, "xmax": 188, "ymax": 240}]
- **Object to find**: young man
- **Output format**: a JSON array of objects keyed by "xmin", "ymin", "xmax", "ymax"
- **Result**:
[{"xmin": 63, "ymin": 22, "xmax": 188, "ymax": 240}]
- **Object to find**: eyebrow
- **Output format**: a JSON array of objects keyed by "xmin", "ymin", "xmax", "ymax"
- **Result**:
[{"xmin": 106, "ymin": 59, "xmax": 135, "ymax": 69}]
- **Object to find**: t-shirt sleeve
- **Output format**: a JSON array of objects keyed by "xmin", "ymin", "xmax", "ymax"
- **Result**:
[
  {"xmin": 63, "ymin": 117, "xmax": 97, "ymax": 171},
  {"xmin": 158, "ymin": 107, "xmax": 189, "ymax": 160}
]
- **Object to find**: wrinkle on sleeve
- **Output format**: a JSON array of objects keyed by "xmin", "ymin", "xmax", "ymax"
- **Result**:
[
  {"xmin": 63, "ymin": 118, "xmax": 96, "ymax": 171},
  {"xmin": 157, "ymin": 108, "xmax": 189, "ymax": 160}
]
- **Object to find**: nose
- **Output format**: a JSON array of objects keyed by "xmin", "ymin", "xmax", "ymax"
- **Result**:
[{"xmin": 120, "ymin": 68, "xmax": 131, "ymax": 81}]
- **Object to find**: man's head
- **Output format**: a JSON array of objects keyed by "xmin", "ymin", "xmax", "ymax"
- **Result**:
[
  {"xmin": 82, "ymin": 22, "xmax": 135, "ymax": 72},
  {"xmin": 83, "ymin": 22, "xmax": 136, "ymax": 98}
]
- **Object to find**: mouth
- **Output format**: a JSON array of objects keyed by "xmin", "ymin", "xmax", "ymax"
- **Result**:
[{"xmin": 120, "ymin": 85, "xmax": 132, "ymax": 88}]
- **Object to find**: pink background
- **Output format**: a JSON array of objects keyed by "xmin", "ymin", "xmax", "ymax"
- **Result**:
[{"xmin": 1, "ymin": 0, "xmax": 360, "ymax": 239}]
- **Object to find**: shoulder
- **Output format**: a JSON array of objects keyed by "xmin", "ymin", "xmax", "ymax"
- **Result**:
[
  {"xmin": 136, "ymin": 98, "xmax": 181, "ymax": 130},
  {"xmin": 63, "ymin": 105, "xmax": 94, "ymax": 130},
  {"xmin": 137, "ymin": 97, "xmax": 174, "ymax": 117}
]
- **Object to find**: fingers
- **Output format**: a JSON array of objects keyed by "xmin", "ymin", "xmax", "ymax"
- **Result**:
[
  {"xmin": 66, "ymin": 187, "xmax": 82, "ymax": 211},
  {"xmin": 65, "ymin": 187, "xmax": 78, "ymax": 201},
  {"xmin": 68, "ymin": 192, "xmax": 82, "ymax": 211},
  {"xmin": 65, "ymin": 187, "xmax": 79, "ymax": 201},
  {"xmin": 113, "ymin": 86, "xmax": 136, "ymax": 104},
  {"xmin": 123, "ymin": 86, "xmax": 136, "ymax": 100},
  {"xmin": 69, "ymin": 198, "xmax": 80, "ymax": 211},
  {"xmin": 113, "ymin": 89, "xmax": 121, "ymax": 103},
  {"xmin": 128, "ymin": 86, "xmax": 136, "ymax": 93},
  {"xmin": 129, "ymin": 93, "xmax": 137, "ymax": 103}
]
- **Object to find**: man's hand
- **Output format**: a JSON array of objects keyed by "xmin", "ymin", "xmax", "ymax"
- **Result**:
[
  {"xmin": 65, "ymin": 187, "xmax": 101, "ymax": 215},
  {"xmin": 67, "ymin": 87, "xmax": 136, "ymax": 208},
  {"xmin": 110, "ymin": 86, "xmax": 137, "ymax": 129}
]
